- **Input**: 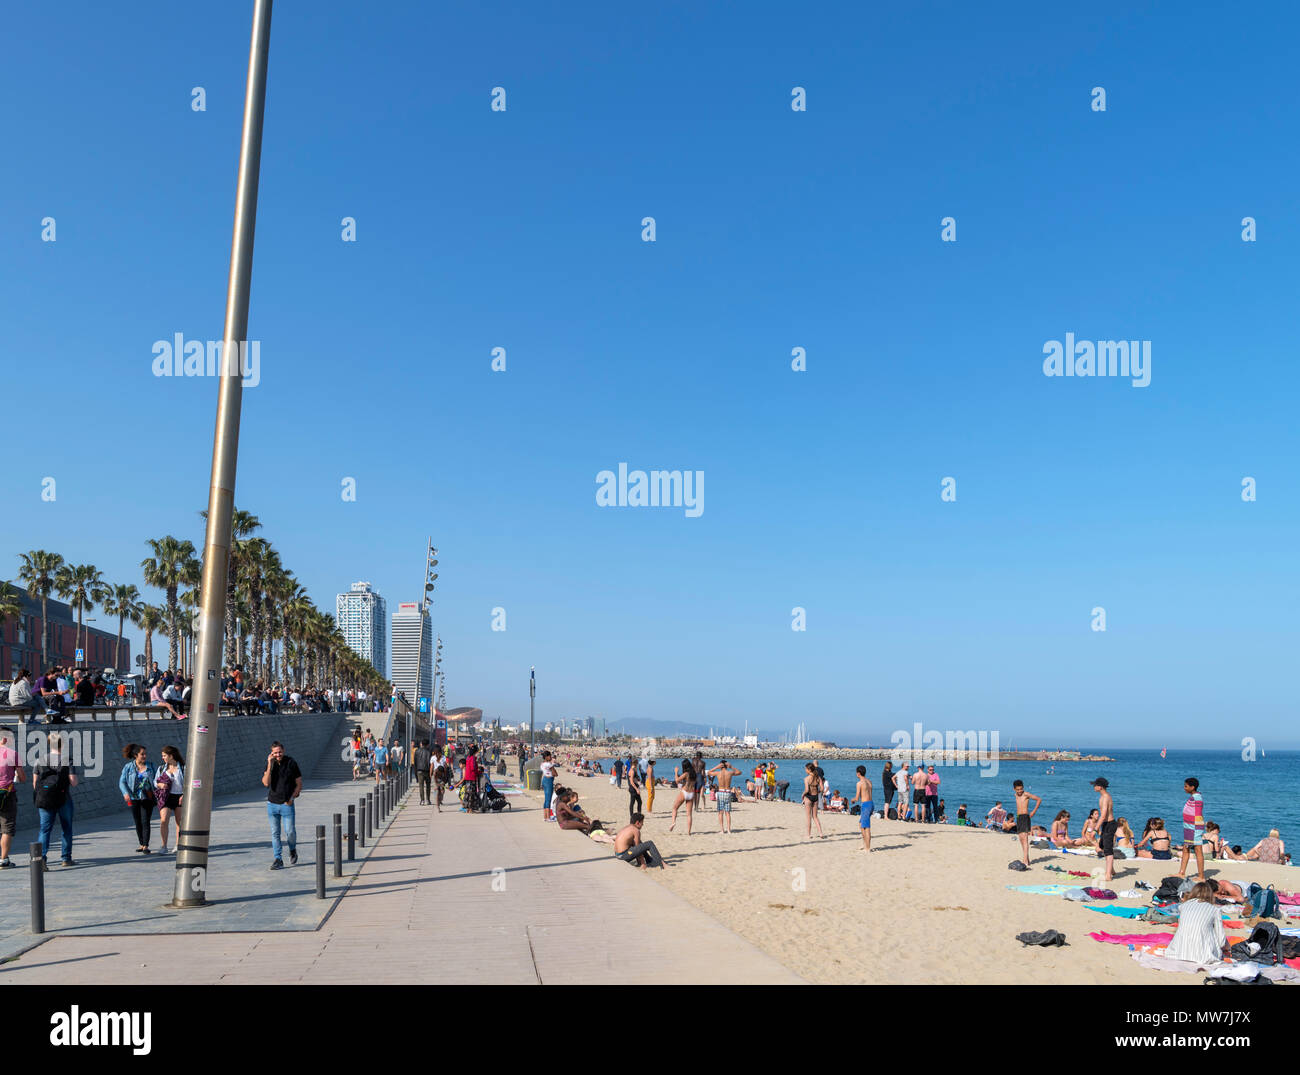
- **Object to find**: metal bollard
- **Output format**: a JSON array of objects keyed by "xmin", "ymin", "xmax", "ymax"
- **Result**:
[
  {"xmin": 315, "ymin": 825, "xmax": 326, "ymax": 899},
  {"xmin": 366, "ymin": 792, "xmax": 374, "ymax": 838},
  {"xmin": 359, "ymin": 797, "xmax": 367, "ymax": 847},
  {"xmin": 333, "ymin": 813, "xmax": 343, "ymax": 877},
  {"xmin": 30, "ymin": 843, "xmax": 45, "ymax": 933},
  {"xmin": 347, "ymin": 804, "xmax": 356, "ymax": 860}
]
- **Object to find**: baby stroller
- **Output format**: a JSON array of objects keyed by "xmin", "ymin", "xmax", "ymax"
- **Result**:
[{"xmin": 482, "ymin": 778, "xmax": 511, "ymax": 812}]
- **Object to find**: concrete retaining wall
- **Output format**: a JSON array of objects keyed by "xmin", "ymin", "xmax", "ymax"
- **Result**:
[{"xmin": 2, "ymin": 713, "xmax": 350, "ymax": 821}]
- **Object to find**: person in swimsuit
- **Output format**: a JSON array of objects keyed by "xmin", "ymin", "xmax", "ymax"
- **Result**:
[
  {"xmin": 1135, "ymin": 817, "xmax": 1172, "ymax": 860},
  {"xmin": 668, "ymin": 760, "xmax": 696, "ymax": 834},
  {"xmin": 707, "ymin": 759, "xmax": 740, "ymax": 834},
  {"xmin": 1093, "ymin": 776, "xmax": 1117, "ymax": 883},
  {"xmin": 1177, "ymin": 777, "xmax": 1206, "ymax": 882},
  {"xmin": 644, "ymin": 758, "xmax": 656, "ymax": 814},
  {"xmin": 851, "ymin": 766, "xmax": 874, "ymax": 852},
  {"xmin": 1204, "ymin": 821, "xmax": 1244, "ymax": 860},
  {"xmin": 1079, "ymin": 809, "xmax": 1101, "ymax": 847},
  {"xmin": 802, "ymin": 762, "xmax": 824, "ymax": 839},
  {"xmin": 1012, "ymin": 780, "xmax": 1041, "ymax": 868},
  {"xmin": 1113, "ymin": 817, "xmax": 1138, "ymax": 859},
  {"xmin": 1050, "ymin": 811, "xmax": 1081, "ymax": 847},
  {"xmin": 613, "ymin": 814, "xmax": 665, "ymax": 869},
  {"xmin": 911, "ymin": 765, "xmax": 928, "ymax": 823}
]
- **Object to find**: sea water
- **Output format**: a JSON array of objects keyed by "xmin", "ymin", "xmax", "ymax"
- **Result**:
[{"xmin": 675, "ymin": 749, "xmax": 1298, "ymax": 856}]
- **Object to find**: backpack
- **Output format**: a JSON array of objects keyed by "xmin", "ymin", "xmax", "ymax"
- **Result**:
[
  {"xmin": 33, "ymin": 766, "xmax": 71, "ymax": 811},
  {"xmin": 1232, "ymin": 921, "xmax": 1282, "ymax": 965},
  {"xmin": 849, "ymin": 803, "xmax": 861, "ymax": 815},
  {"xmin": 1245, "ymin": 883, "xmax": 1280, "ymax": 919},
  {"xmin": 887, "ymin": 806, "xmax": 898, "ymax": 820}
]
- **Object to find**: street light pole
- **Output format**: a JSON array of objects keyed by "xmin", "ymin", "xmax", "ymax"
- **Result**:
[
  {"xmin": 173, "ymin": 0, "xmax": 272, "ymax": 909},
  {"xmin": 529, "ymin": 666, "xmax": 535, "ymax": 757}
]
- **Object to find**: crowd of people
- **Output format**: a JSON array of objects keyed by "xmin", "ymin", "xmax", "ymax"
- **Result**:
[{"xmin": 2, "ymin": 660, "xmax": 380, "ymax": 723}]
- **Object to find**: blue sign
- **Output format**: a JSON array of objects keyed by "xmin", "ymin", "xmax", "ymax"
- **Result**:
[
  {"xmin": 435, "ymin": 718, "xmax": 446, "ymax": 730},
  {"xmin": 418, "ymin": 697, "xmax": 429, "ymax": 713},
  {"xmin": 75, "ymin": 648, "xmax": 84, "ymax": 663}
]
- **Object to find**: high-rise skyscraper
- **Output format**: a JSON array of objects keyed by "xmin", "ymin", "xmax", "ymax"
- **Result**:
[
  {"xmin": 391, "ymin": 601, "xmax": 432, "ymax": 709},
  {"xmin": 336, "ymin": 581, "xmax": 388, "ymax": 678}
]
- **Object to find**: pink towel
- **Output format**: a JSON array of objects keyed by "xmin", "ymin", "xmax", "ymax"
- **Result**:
[
  {"xmin": 1089, "ymin": 931, "xmax": 1176, "ymax": 946},
  {"xmin": 1278, "ymin": 893, "xmax": 1300, "ymax": 906}
]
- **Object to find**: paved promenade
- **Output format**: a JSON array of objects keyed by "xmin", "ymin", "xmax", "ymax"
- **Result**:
[{"xmin": 0, "ymin": 777, "xmax": 801, "ymax": 983}]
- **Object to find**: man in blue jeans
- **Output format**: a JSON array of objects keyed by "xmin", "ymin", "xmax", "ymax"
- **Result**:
[{"xmin": 261, "ymin": 741, "xmax": 302, "ymax": 870}]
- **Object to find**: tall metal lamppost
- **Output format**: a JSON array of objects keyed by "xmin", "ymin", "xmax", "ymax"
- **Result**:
[
  {"xmin": 411, "ymin": 538, "xmax": 437, "ymax": 763},
  {"xmin": 173, "ymin": 0, "xmax": 272, "ymax": 909},
  {"xmin": 529, "ymin": 666, "xmax": 536, "ymax": 758}
]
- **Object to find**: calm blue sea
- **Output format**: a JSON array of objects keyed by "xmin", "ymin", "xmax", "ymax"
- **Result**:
[{"xmin": 679, "ymin": 750, "xmax": 1298, "ymax": 854}]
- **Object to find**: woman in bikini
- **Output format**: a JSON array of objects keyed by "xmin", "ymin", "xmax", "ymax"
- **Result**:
[
  {"xmin": 1204, "ymin": 822, "xmax": 1244, "ymax": 860},
  {"xmin": 1135, "ymin": 817, "xmax": 1173, "ymax": 860},
  {"xmin": 1113, "ymin": 817, "xmax": 1138, "ymax": 859},
  {"xmin": 668, "ymin": 760, "xmax": 696, "ymax": 834},
  {"xmin": 1079, "ymin": 809, "xmax": 1101, "ymax": 847},
  {"xmin": 1049, "ymin": 810, "xmax": 1082, "ymax": 847},
  {"xmin": 803, "ymin": 762, "xmax": 824, "ymax": 839}
]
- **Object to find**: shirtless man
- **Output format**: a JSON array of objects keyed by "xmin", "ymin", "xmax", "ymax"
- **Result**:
[
  {"xmin": 1093, "ymin": 776, "xmax": 1117, "ymax": 883},
  {"xmin": 613, "ymin": 813, "xmax": 665, "ymax": 869},
  {"xmin": 851, "ymin": 766, "xmax": 874, "ymax": 852},
  {"xmin": 911, "ymin": 764, "xmax": 929, "ymax": 824},
  {"xmin": 1012, "ymin": 780, "xmax": 1042, "ymax": 868},
  {"xmin": 707, "ymin": 759, "xmax": 741, "ymax": 834}
]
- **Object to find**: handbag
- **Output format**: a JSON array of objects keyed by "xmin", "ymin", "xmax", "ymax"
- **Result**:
[{"xmin": 154, "ymin": 767, "xmax": 173, "ymax": 809}]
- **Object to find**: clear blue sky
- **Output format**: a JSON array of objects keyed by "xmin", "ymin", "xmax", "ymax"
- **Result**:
[{"xmin": 3, "ymin": 1, "xmax": 1297, "ymax": 748}]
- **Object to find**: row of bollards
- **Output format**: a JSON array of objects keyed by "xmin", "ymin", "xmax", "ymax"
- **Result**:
[{"xmin": 29, "ymin": 774, "xmax": 414, "ymax": 928}]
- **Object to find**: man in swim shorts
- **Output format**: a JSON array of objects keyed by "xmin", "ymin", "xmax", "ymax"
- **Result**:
[
  {"xmin": 707, "ymin": 759, "xmax": 740, "ymax": 834},
  {"xmin": 1093, "ymin": 776, "xmax": 1117, "ymax": 883},
  {"xmin": 1013, "ymin": 780, "xmax": 1041, "ymax": 868},
  {"xmin": 851, "ymin": 765, "xmax": 874, "ymax": 852},
  {"xmin": 614, "ymin": 814, "xmax": 665, "ymax": 869}
]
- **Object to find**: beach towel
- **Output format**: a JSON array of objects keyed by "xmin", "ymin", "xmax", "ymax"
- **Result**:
[
  {"xmin": 1063, "ymin": 888, "xmax": 1094, "ymax": 902},
  {"xmin": 1084, "ymin": 905, "xmax": 1148, "ymax": 919},
  {"xmin": 1061, "ymin": 847, "xmax": 1098, "ymax": 856},
  {"xmin": 1090, "ymin": 931, "xmax": 1176, "ymax": 946},
  {"xmin": 1132, "ymin": 952, "xmax": 1300, "ymax": 981},
  {"xmin": 1277, "ymin": 893, "xmax": 1300, "ymax": 906},
  {"xmin": 1007, "ymin": 884, "xmax": 1071, "ymax": 896}
]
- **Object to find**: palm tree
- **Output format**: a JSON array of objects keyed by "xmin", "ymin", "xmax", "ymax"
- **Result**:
[
  {"xmin": 141, "ymin": 536, "xmax": 200, "ymax": 672},
  {"xmin": 55, "ymin": 563, "xmax": 109, "ymax": 662},
  {"xmin": 179, "ymin": 586, "xmax": 201, "ymax": 677},
  {"xmin": 17, "ymin": 550, "xmax": 64, "ymax": 668},
  {"xmin": 102, "ymin": 583, "xmax": 143, "ymax": 672},
  {"xmin": 200, "ymin": 507, "xmax": 261, "ymax": 666},
  {"xmin": 138, "ymin": 604, "xmax": 165, "ymax": 674}
]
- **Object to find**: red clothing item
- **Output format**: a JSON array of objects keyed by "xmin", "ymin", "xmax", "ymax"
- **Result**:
[{"xmin": 464, "ymin": 756, "xmax": 478, "ymax": 781}]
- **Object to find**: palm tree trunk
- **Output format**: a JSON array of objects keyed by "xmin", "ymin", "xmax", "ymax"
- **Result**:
[
  {"xmin": 115, "ymin": 613, "xmax": 124, "ymax": 671},
  {"xmin": 167, "ymin": 585, "xmax": 179, "ymax": 671},
  {"xmin": 40, "ymin": 595, "xmax": 49, "ymax": 668}
]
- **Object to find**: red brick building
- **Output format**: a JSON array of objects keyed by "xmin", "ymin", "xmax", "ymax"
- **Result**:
[{"xmin": 1, "ymin": 584, "xmax": 130, "ymax": 679}]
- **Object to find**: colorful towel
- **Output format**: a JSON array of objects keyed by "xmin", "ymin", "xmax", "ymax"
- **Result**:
[
  {"xmin": 1090, "ymin": 931, "xmax": 1176, "ymax": 946},
  {"xmin": 1084, "ymin": 905, "xmax": 1148, "ymax": 919},
  {"xmin": 1085, "ymin": 888, "xmax": 1118, "ymax": 900},
  {"xmin": 1007, "ymin": 884, "xmax": 1071, "ymax": 895}
]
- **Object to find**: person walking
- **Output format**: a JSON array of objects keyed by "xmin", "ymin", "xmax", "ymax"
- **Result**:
[
  {"xmin": 118, "ymin": 743, "xmax": 156, "ymax": 853},
  {"xmin": 414, "ymin": 739, "xmax": 434, "ymax": 805},
  {"xmin": 262, "ymin": 741, "xmax": 302, "ymax": 870},
  {"xmin": 644, "ymin": 757, "xmax": 656, "ymax": 814},
  {"xmin": 802, "ymin": 762, "xmax": 824, "ymax": 839},
  {"xmin": 154, "ymin": 746, "xmax": 185, "ymax": 854},
  {"xmin": 0, "ymin": 725, "xmax": 28, "ymax": 868},
  {"xmin": 540, "ymin": 751, "xmax": 557, "ymax": 821},
  {"xmin": 626, "ymin": 754, "xmax": 643, "ymax": 822},
  {"xmin": 33, "ymin": 731, "xmax": 79, "ymax": 868}
]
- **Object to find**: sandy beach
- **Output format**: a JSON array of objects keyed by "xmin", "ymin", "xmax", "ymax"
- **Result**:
[{"xmin": 532, "ymin": 767, "xmax": 1297, "ymax": 984}]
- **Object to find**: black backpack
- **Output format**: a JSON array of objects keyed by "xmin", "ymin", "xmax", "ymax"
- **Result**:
[{"xmin": 33, "ymin": 766, "xmax": 71, "ymax": 811}]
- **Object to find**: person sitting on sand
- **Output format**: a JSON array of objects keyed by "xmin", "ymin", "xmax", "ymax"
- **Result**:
[
  {"xmin": 1204, "ymin": 822, "xmax": 1244, "ymax": 860},
  {"xmin": 613, "ymin": 814, "xmax": 665, "ymax": 869},
  {"xmin": 1113, "ymin": 818, "xmax": 1138, "ymax": 859},
  {"xmin": 1050, "ymin": 811, "xmax": 1082, "ymax": 848},
  {"xmin": 555, "ymin": 790, "xmax": 602, "ymax": 835},
  {"xmin": 955, "ymin": 804, "xmax": 969, "ymax": 826},
  {"xmin": 985, "ymin": 802, "xmax": 1007, "ymax": 830},
  {"xmin": 1164, "ymin": 881, "xmax": 1226, "ymax": 965},
  {"xmin": 828, "ymin": 790, "xmax": 846, "ymax": 813},
  {"xmin": 1079, "ymin": 809, "xmax": 1101, "ymax": 847},
  {"xmin": 1245, "ymin": 828, "xmax": 1285, "ymax": 864},
  {"xmin": 936, "ymin": 799, "xmax": 947, "ymax": 823},
  {"xmin": 1135, "ymin": 818, "xmax": 1173, "ymax": 860}
]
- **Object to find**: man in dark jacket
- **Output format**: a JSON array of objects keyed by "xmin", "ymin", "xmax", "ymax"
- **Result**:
[{"xmin": 414, "ymin": 739, "xmax": 434, "ymax": 805}]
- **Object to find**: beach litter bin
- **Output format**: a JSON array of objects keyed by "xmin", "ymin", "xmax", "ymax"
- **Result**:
[{"xmin": 526, "ymin": 768, "xmax": 542, "ymax": 791}]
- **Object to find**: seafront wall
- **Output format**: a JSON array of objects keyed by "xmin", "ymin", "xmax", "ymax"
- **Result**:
[
  {"xmin": 563, "ymin": 746, "xmax": 1115, "ymax": 763},
  {"xmin": 3, "ymin": 712, "xmax": 350, "ymax": 821}
]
